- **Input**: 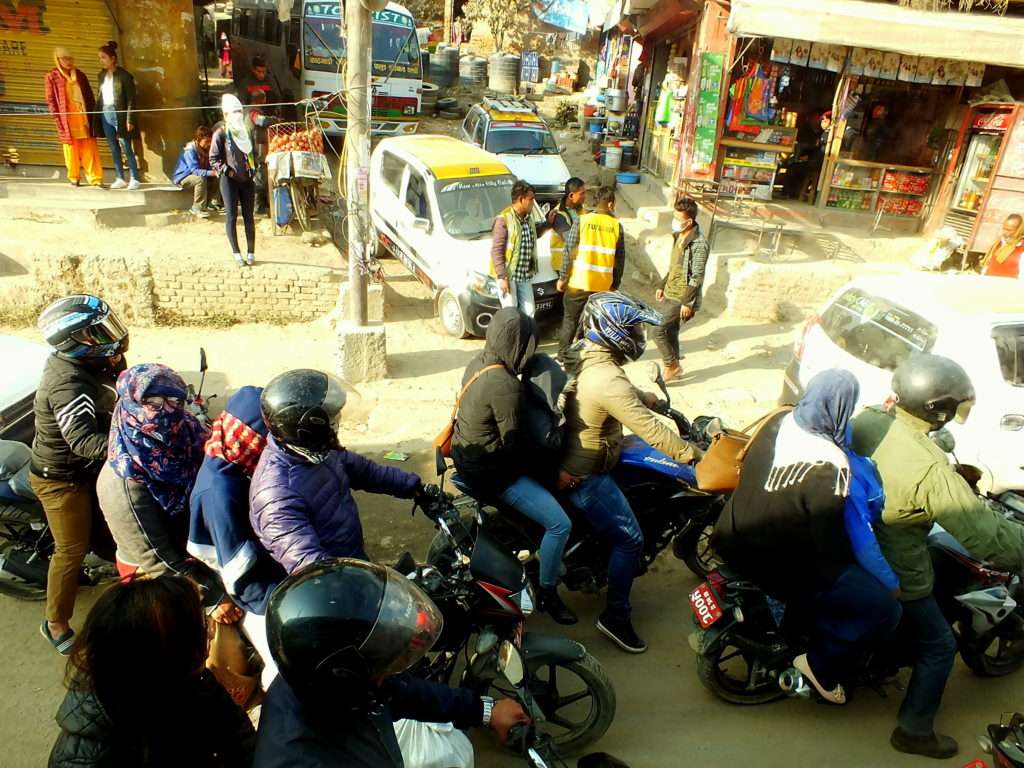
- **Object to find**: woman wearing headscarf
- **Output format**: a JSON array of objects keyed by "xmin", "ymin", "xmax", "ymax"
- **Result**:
[
  {"xmin": 97, "ymin": 363, "xmax": 241, "ymax": 623},
  {"xmin": 188, "ymin": 386, "xmax": 286, "ymax": 687},
  {"xmin": 210, "ymin": 93, "xmax": 258, "ymax": 267},
  {"xmin": 714, "ymin": 369, "xmax": 901, "ymax": 704},
  {"xmin": 44, "ymin": 48, "xmax": 103, "ymax": 187}
]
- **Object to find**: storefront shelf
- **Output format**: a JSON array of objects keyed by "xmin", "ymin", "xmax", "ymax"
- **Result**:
[
  {"xmin": 831, "ymin": 185, "xmax": 877, "ymax": 192},
  {"xmin": 723, "ymin": 159, "xmax": 777, "ymax": 170},
  {"xmin": 720, "ymin": 138, "xmax": 791, "ymax": 152},
  {"xmin": 950, "ymin": 206, "xmax": 980, "ymax": 215},
  {"xmin": 835, "ymin": 159, "xmax": 932, "ymax": 173},
  {"xmin": 878, "ymin": 212, "xmax": 923, "ymax": 218},
  {"xmin": 878, "ymin": 190, "xmax": 928, "ymax": 197},
  {"xmin": 826, "ymin": 204, "xmax": 871, "ymax": 212}
]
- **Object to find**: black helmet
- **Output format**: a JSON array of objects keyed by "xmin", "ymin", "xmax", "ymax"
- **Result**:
[
  {"xmin": 260, "ymin": 369, "xmax": 348, "ymax": 459},
  {"xmin": 267, "ymin": 558, "xmax": 442, "ymax": 709},
  {"xmin": 38, "ymin": 294, "xmax": 129, "ymax": 360},
  {"xmin": 580, "ymin": 291, "xmax": 662, "ymax": 361},
  {"xmin": 892, "ymin": 353, "xmax": 976, "ymax": 428}
]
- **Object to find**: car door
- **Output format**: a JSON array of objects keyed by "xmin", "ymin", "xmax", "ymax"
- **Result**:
[
  {"xmin": 473, "ymin": 112, "xmax": 487, "ymax": 148},
  {"xmin": 396, "ymin": 166, "xmax": 439, "ymax": 287}
]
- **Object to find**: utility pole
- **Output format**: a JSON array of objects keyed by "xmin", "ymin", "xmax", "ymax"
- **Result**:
[{"xmin": 345, "ymin": 0, "xmax": 371, "ymax": 326}]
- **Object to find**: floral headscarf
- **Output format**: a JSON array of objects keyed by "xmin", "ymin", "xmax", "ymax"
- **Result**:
[{"xmin": 108, "ymin": 364, "xmax": 209, "ymax": 514}]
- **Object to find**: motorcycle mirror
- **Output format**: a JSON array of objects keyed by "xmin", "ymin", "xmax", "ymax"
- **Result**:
[
  {"xmin": 930, "ymin": 428, "xmax": 956, "ymax": 454},
  {"xmin": 497, "ymin": 640, "xmax": 525, "ymax": 687},
  {"xmin": 527, "ymin": 748, "xmax": 550, "ymax": 768},
  {"xmin": 199, "ymin": 347, "xmax": 208, "ymax": 373},
  {"xmin": 647, "ymin": 361, "xmax": 670, "ymax": 403}
]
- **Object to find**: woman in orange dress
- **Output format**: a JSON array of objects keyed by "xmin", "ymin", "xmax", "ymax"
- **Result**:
[
  {"xmin": 982, "ymin": 214, "xmax": 1024, "ymax": 279},
  {"xmin": 44, "ymin": 47, "xmax": 103, "ymax": 187}
]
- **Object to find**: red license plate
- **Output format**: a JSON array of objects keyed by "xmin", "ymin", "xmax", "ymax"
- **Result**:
[{"xmin": 689, "ymin": 583, "xmax": 723, "ymax": 628}]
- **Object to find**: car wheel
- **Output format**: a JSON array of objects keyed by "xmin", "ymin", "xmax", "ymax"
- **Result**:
[{"xmin": 438, "ymin": 290, "xmax": 469, "ymax": 339}]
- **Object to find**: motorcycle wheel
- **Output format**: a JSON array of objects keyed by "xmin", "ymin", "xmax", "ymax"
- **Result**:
[
  {"xmin": 673, "ymin": 522, "xmax": 722, "ymax": 579},
  {"xmin": 696, "ymin": 641, "xmax": 786, "ymax": 705},
  {"xmin": 482, "ymin": 651, "xmax": 616, "ymax": 756},
  {"xmin": 959, "ymin": 614, "xmax": 1024, "ymax": 678}
]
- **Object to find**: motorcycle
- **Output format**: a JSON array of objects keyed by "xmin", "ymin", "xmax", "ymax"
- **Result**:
[
  {"xmin": 686, "ymin": 494, "xmax": 1024, "ymax": 705},
  {"xmin": 400, "ymin": 487, "xmax": 617, "ymax": 757},
  {"xmin": 432, "ymin": 362, "xmax": 728, "ymax": 609},
  {"xmin": 980, "ymin": 712, "xmax": 1024, "ymax": 767}
]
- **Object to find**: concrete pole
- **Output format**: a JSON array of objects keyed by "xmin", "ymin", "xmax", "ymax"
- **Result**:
[{"xmin": 346, "ymin": 0, "xmax": 371, "ymax": 327}]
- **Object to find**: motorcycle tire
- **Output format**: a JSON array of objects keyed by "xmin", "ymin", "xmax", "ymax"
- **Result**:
[
  {"xmin": 673, "ymin": 522, "xmax": 721, "ymax": 579},
  {"xmin": 696, "ymin": 641, "xmax": 786, "ymax": 705},
  {"xmin": 959, "ymin": 614, "xmax": 1024, "ymax": 678}
]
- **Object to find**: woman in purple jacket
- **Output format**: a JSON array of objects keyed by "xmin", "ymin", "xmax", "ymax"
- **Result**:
[{"xmin": 249, "ymin": 369, "xmax": 429, "ymax": 574}]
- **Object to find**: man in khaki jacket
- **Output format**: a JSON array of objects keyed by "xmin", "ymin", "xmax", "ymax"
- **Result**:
[{"xmin": 559, "ymin": 292, "xmax": 701, "ymax": 654}]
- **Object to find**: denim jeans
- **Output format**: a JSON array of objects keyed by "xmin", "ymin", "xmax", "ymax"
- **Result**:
[
  {"xmin": 220, "ymin": 174, "xmax": 256, "ymax": 255},
  {"xmin": 804, "ymin": 564, "xmax": 902, "ymax": 691},
  {"xmin": 651, "ymin": 298, "xmax": 684, "ymax": 366},
  {"xmin": 897, "ymin": 596, "xmax": 957, "ymax": 735},
  {"xmin": 567, "ymin": 473, "xmax": 643, "ymax": 620},
  {"xmin": 500, "ymin": 280, "xmax": 535, "ymax": 317},
  {"xmin": 101, "ymin": 108, "xmax": 139, "ymax": 181},
  {"xmin": 498, "ymin": 476, "xmax": 571, "ymax": 588}
]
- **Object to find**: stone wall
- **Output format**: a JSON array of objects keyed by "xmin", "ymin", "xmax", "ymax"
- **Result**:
[{"xmin": 0, "ymin": 253, "xmax": 342, "ymax": 327}]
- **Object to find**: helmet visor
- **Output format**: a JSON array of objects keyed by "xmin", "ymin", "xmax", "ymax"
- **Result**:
[
  {"xmin": 322, "ymin": 374, "xmax": 350, "ymax": 435},
  {"xmin": 69, "ymin": 311, "xmax": 129, "ymax": 349},
  {"xmin": 359, "ymin": 569, "xmax": 443, "ymax": 680},
  {"xmin": 955, "ymin": 398, "xmax": 975, "ymax": 424}
]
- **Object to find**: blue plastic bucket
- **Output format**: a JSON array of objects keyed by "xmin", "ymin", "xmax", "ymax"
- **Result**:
[{"xmin": 616, "ymin": 171, "xmax": 641, "ymax": 184}]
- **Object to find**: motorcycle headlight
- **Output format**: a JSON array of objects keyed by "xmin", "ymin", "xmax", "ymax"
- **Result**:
[
  {"xmin": 513, "ymin": 583, "xmax": 535, "ymax": 616},
  {"xmin": 469, "ymin": 272, "xmax": 500, "ymax": 298}
]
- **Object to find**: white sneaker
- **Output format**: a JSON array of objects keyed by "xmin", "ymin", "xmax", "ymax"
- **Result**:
[
  {"xmin": 110, "ymin": 178, "xmax": 127, "ymax": 189},
  {"xmin": 126, "ymin": 178, "xmax": 141, "ymax": 191}
]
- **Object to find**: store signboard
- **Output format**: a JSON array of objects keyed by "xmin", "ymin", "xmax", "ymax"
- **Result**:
[
  {"xmin": 691, "ymin": 52, "xmax": 725, "ymax": 173},
  {"xmin": 880, "ymin": 52, "xmax": 901, "ymax": 80},
  {"xmin": 521, "ymin": 50, "xmax": 540, "ymax": 83},
  {"xmin": 915, "ymin": 57, "xmax": 938, "ymax": 85},
  {"xmin": 849, "ymin": 47, "xmax": 868, "ymax": 76},
  {"xmin": 790, "ymin": 40, "xmax": 811, "ymax": 67},
  {"xmin": 808, "ymin": 42, "xmax": 829, "ymax": 70}
]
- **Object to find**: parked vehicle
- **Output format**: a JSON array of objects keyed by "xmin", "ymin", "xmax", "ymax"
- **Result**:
[
  {"xmin": 980, "ymin": 711, "xmax": 1024, "ymax": 767},
  {"xmin": 370, "ymin": 135, "xmax": 562, "ymax": 338},
  {"xmin": 401, "ymin": 486, "xmax": 616, "ymax": 756},
  {"xmin": 459, "ymin": 97, "xmax": 570, "ymax": 204},
  {"xmin": 687, "ymin": 492, "xmax": 1024, "ymax": 705},
  {"xmin": 780, "ymin": 273, "xmax": 1024, "ymax": 494},
  {"xmin": 0, "ymin": 335, "xmax": 50, "ymax": 443}
]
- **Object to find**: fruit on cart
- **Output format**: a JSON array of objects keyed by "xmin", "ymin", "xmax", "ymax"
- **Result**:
[{"xmin": 268, "ymin": 127, "xmax": 325, "ymax": 155}]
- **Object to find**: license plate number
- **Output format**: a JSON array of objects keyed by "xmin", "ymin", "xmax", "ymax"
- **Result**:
[
  {"xmin": 689, "ymin": 583, "xmax": 723, "ymax": 628},
  {"xmin": 535, "ymin": 299, "xmax": 554, "ymax": 313}
]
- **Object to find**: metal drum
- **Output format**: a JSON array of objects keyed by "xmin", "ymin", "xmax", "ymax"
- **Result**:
[
  {"xmin": 429, "ymin": 44, "xmax": 458, "ymax": 87},
  {"xmin": 606, "ymin": 89, "xmax": 627, "ymax": 113}
]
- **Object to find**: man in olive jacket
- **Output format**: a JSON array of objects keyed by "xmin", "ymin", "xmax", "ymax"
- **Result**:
[{"xmin": 852, "ymin": 353, "xmax": 1024, "ymax": 760}]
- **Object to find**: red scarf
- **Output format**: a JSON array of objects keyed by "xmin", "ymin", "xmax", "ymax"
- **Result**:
[{"xmin": 204, "ymin": 411, "xmax": 267, "ymax": 477}]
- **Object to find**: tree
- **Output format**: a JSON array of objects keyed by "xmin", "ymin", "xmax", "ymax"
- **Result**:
[
  {"xmin": 462, "ymin": 0, "xmax": 530, "ymax": 53},
  {"xmin": 404, "ymin": 0, "xmax": 445, "ymax": 25}
]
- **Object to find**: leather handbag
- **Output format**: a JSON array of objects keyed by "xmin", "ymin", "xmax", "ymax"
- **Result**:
[
  {"xmin": 694, "ymin": 406, "xmax": 792, "ymax": 492},
  {"xmin": 432, "ymin": 364, "xmax": 505, "ymax": 458}
]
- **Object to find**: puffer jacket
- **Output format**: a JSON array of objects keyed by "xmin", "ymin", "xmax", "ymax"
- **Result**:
[
  {"xmin": 49, "ymin": 672, "xmax": 255, "ymax": 768},
  {"xmin": 31, "ymin": 355, "xmax": 118, "ymax": 482},
  {"xmin": 249, "ymin": 437, "xmax": 421, "ymax": 574},
  {"xmin": 561, "ymin": 342, "xmax": 698, "ymax": 478},
  {"xmin": 451, "ymin": 308, "xmax": 537, "ymax": 497}
]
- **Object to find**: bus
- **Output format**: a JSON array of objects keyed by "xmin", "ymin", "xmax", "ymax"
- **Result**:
[
  {"xmin": 301, "ymin": 0, "xmax": 422, "ymax": 136},
  {"xmin": 228, "ymin": 0, "xmax": 302, "ymax": 103}
]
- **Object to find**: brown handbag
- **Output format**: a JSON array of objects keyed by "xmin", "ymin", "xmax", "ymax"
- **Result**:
[
  {"xmin": 694, "ymin": 406, "xmax": 792, "ymax": 492},
  {"xmin": 432, "ymin": 364, "xmax": 505, "ymax": 458}
]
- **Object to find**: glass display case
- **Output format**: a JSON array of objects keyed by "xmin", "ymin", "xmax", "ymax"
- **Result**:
[{"xmin": 951, "ymin": 133, "xmax": 1002, "ymax": 212}]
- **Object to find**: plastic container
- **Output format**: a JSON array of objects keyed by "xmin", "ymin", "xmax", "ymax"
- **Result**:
[
  {"xmin": 606, "ymin": 89, "xmax": 627, "ymax": 112},
  {"xmin": 429, "ymin": 45, "xmax": 458, "ymax": 87},
  {"xmin": 488, "ymin": 53, "xmax": 521, "ymax": 94},
  {"xmin": 583, "ymin": 104, "xmax": 596, "ymax": 117},
  {"xmin": 617, "ymin": 171, "xmax": 640, "ymax": 184},
  {"xmin": 605, "ymin": 146, "xmax": 623, "ymax": 170},
  {"xmin": 588, "ymin": 119, "xmax": 604, "ymax": 136},
  {"xmin": 459, "ymin": 55, "xmax": 487, "ymax": 87}
]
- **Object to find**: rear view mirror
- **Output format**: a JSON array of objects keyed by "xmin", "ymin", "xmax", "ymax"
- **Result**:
[{"xmin": 199, "ymin": 347, "xmax": 208, "ymax": 373}]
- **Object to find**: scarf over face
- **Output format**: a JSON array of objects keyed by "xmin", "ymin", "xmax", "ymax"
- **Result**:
[{"xmin": 109, "ymin": 364, "xmax": 209, "ymax": 514}]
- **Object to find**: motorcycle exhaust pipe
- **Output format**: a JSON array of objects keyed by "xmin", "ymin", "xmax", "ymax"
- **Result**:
[{"xmin": 779, "ymin": 667, "xmax": 812, "ymax": 698}]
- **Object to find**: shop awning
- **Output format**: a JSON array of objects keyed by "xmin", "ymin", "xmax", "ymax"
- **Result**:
[
  {"xmin": 729, "ymin": 0, "xmax": 1024, "ymax": 69},
  {"xmin": 602, "ymin": 0, "xmax": 660, "ymax": 31}
]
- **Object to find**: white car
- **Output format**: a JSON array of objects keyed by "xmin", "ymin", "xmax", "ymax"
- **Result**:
[
  {"xmin": 459, "ymin": 98, "xmax": 571, "ymax": 205},
  {"xmin": 0, "ymin": 335, "xmax": 50, "ymax": 444},
  {"xmin": 780, "ymin": 273, "xmax": 1024, "ymax": 494},
  {"xmin": 370, "ymin": 134, "xmax": 562, "ymax": 338}
]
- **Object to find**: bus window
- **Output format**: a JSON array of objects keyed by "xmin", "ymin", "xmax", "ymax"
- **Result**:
[
  {"xmin": 238, "ymin": 9, "xmax": 254, "ymax": 36},
  {"xmin": 373, "ymin": 22, "xmax": 418, "ymax": 70},
  {"xmin": 262, "ymin": 10, "xmax": 280, "ymax": 43}
]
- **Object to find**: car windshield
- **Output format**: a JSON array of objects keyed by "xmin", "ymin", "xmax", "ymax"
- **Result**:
[
  {"xmin": 993, "ymin": 325, "xmax": 1024, "ymax": 387},
  {"xmin": 435, "ymin": 175, "xmax": 517, "ymax": 239},
  {"xmin": 485, "ymin": 126, "xmax": 559, "ymax": 155},
  {"xmin": 819, "ymin": 288, "xmax": 938, "ymax": 371}
]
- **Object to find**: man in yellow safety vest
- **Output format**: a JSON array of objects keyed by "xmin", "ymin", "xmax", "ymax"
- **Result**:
[{"xmin": 557, "ymin": 186, "xmax": 625, "ymax": 360}]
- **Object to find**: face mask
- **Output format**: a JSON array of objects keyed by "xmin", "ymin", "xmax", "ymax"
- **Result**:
[{"xmin": 672, "ymin": 219, "xmax": 684, "ymax": 234}]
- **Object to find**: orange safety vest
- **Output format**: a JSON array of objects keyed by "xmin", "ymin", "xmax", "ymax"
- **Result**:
[{"xmin": 568, "ymin": 211, "xmax": 619, "ymax": 292}]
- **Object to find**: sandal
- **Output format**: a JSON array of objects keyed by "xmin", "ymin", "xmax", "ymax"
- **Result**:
[
  {"xmin": 40, "ymin": 621, "xmax": 75, "ymax": 656},
  {"xmin": 794, "ymin": 653, "xmax": 846, "ymax": 704}
]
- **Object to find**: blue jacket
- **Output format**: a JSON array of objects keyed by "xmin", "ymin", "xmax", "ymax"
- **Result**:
[
  {"xmin": 249, "ymin": 437, "xmax": 421, "ymax": 574},
  {"xmin": 254, "ymin": 674, "xmax": 481, "ymax": 768},
  {"xmin": 187, "ymin": 387, "xmax": 285, "ymax": 614},
  {"xmin": 172, "ymin": 141, "xmax": 214, "ymax": 185},
  {"xmin": 844, "ymin": 449, "xmax": 899, "ymax": 592}
]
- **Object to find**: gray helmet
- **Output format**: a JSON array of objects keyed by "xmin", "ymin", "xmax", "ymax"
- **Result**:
[{"xmin": 891, "ymin": 353, "xmax": 975, "ymax": 428}]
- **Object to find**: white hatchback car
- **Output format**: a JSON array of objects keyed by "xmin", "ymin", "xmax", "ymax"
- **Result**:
[{"xmin": 780, "ymin": 273, "xmax": 1024, "ymax": 494}]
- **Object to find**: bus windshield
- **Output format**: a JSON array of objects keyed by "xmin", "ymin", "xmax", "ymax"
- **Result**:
[{"xmin": 302, "ymin": 3, "xmax": 420, "ymax": 77}]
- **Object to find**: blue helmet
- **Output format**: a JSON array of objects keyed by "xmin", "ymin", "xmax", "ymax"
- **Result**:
[{"xmin": 580, "ymin": 291, "xmax": 662, "ymax": 361}]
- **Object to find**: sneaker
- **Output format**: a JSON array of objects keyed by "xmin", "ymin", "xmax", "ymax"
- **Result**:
[
  {"xmin": 126, "ymin": 178, "xmax": 141, "ymax": 191},
  {"xmin": 189, "ymin": 206, "xmax": 210, "ymax": 219},
  {"xmin": 245, "ymin": 253, "xmax": 255, "ymax": 266},
  {"xmin": 539, "ymin": 586, "xmax": 578, "ymax": 626},
  {"xmin": 890, "ymin": 727, "xmax": 958, "ymax": 759},
  {"xmin": 110, "ymin": 177, "xmax": 127, "ymax": 189},
  {"xmin": 597, "ymin": 612, "xmax": 647, "ymax": 654},
  {"xmin": 232, "ymin": 253, "xmax": 245, "ymax": 267}
]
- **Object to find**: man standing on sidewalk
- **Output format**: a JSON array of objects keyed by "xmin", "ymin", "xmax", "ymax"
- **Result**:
[
  {"xmin": 652, "ymin": 197, "xmax": 708, "ymax": 381},
  {"xmin": 491, "ymin": 180, "xmax": 549, "ymax": 317},
  {"xmin": 557, "ymin": 186, "xmax": 626, "ymax": 359}
]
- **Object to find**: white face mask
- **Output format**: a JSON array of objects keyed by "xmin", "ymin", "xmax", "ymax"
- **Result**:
[{"xmin": 672, "ymin": 219, "xmax": 683, "ymax": 234}]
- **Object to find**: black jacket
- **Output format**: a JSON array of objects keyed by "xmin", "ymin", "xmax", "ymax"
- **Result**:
[
  {"xmin": 30, "ymin": 355, "xmax": 118, "ymax": 482},
  {"xmin": 94, "ymin": 67, "xmax": 136, "ymax": 137},
  {"xmin": 451, "ymin": 308, "xmax": 537, "ymax": 497},
  {"xmin": 521, "ymin": 353, "xmax": 568, "ymax": 489},
  {"xmin": 49, "ymin": 672, "xmax": 256, "ymax": 768},
  {"xmin": 254, "ymin": 674, "xmax": 483, "ymax": 768}
]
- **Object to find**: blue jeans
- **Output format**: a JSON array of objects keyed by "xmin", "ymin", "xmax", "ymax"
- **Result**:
[
  {"xmin": 101, "ymin": 108, "xmax": 139, "ymax": 181},
  {"xmin": 897, "ymin": 596, "xmax": 957, "ymax": 735},
  {"xmin": 804, "ymin": 564, "xmax": 902, "ymax": 691},
  {"xmin": 500, "ymin": 280, "xmax": 535, "ymax": 317},
  {"xmin": 498, "ymin": 476, "xmax": 570, "ymax": 588},
  {"xmin": 567, "ymin": 474, "xmax": 643, "ymax": 620}
]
